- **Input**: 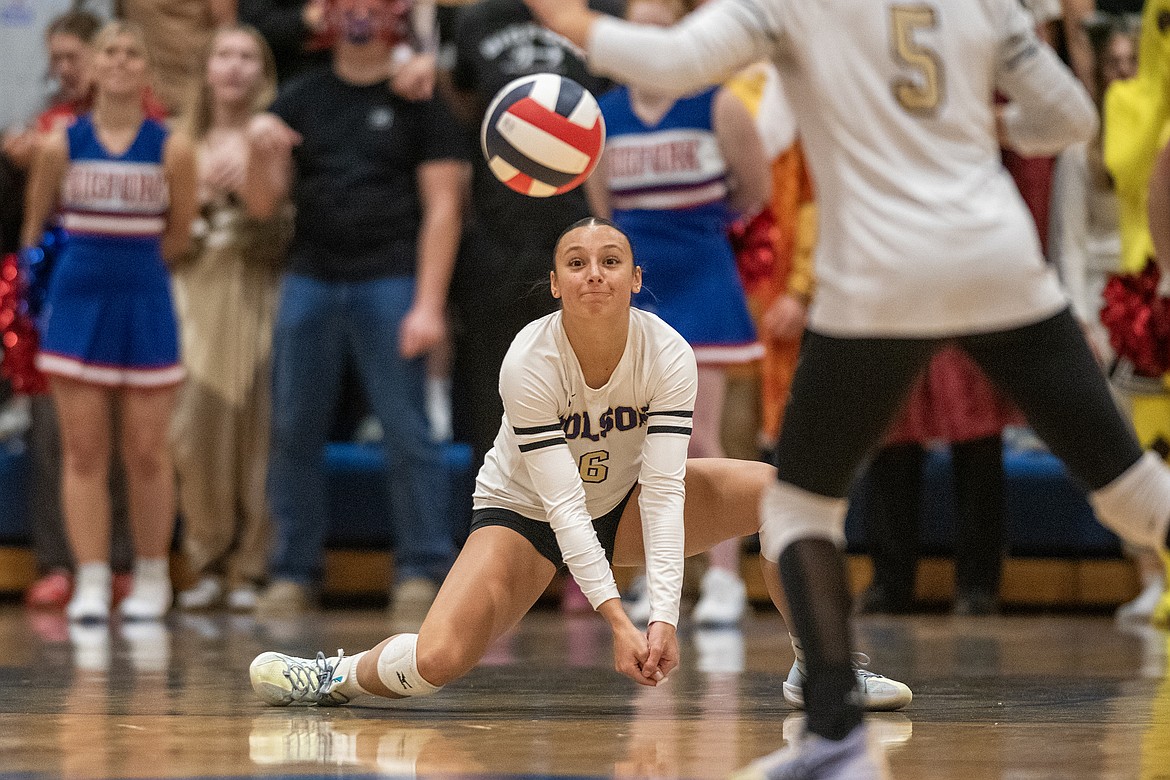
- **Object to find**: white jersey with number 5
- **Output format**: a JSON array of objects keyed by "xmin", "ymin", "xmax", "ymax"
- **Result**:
[
  {"xmin": 586, "ymin": 0, "xmax": 1097, "ymax": 337},
  {"xmin": 474, "ymin": 308, "xmax": 697, "ymax": 626}
]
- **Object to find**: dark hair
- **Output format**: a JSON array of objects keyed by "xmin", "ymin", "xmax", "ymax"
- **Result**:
[
  {"xmin": 1084, "ymin": 12, "xmax": 1141, "ymax": 98},
  {"xmin": 552, "ymin": 216, "xmax": 632, "ymax": 267},
  {"xmin": 46, "ymin": 10, "xmax": 103, "ymax": 44}
]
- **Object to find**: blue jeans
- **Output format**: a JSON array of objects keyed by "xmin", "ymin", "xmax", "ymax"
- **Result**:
[{"xmin": 267, "ymin": 274, "xmax": 455, "ymax": 584}]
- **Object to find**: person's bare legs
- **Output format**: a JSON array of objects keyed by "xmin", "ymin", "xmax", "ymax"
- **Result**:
[
  {"xmin": 53, "ymin": 378, "xmax": 114, "ymax": 564},
  {"xmin": 355, "ymin": 526, "xmax": 558, "ymax": 696},
  {"xmin": 53, "ymin": 378, "xmax": 115, "ymax": 620},
  {"xmin": 117, "ymin": 385, "xmax": 179, "ymax": 618}
]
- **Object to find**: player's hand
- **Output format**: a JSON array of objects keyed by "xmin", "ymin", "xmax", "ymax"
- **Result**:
[
  {"xmin": 391, "ymin": 53, "xmax": 437, "ymax": 102},
  {"xmin": 611, "ymin": 618, "xmax": 657, "ymax": 686},
  {"xmin": 246, "ymin": 113, "xmax": 301, "ymax": 157},
  {"xmin": 399, "ymin": 304, "xmax": 446, "ymax": 359},
  {"xmin": 2, "ymin": 128, "xmax": 38, "ymax": 170},
  {"xmin": 641, "ymin": 621, "xmax": 679, "ymax": 683},
  {"xmin": 763, "ymin": 293, "xmax": 808, "ymax": 343}
]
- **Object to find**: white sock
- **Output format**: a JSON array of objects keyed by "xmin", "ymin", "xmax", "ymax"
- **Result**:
[
  {"xmin": 330, "ymin": 651, "xmax": 372, "ymax": 701},
  {"xmin": 120, "ymin": 558, "xmax": 172, "ymax": 619},
  {"xmin": 68, "ymin": 562, "xmax": 112, "ymax": 621},
  {"xmin": 76, "ymin": 561, "xmax": 112, "ymax": 592},
  {"xmin": 790, "ymin": 636, "xmax": 806, "ymax": 677},
  {"xmin": 133, "ymin": 557, "xmax": 169, "ymax": 583}
]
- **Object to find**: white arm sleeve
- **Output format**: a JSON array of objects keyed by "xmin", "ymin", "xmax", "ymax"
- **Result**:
[
  {"xmin": 1049, "ymin": 146, "xmax": 1091, "ymax": 321},
  {"xmin": 499, "ymin": 356, "xmax": 621, "ymax": 610},
  {"xmin": 637, "ymin": 340, "xmax": 698, "ymax": 627},
  {"xmin": 588, "ymin": 0, "xmax": 779, "ymax": 98},
  {"xmin": 994, "ymin": 0, "xmax": 1098, "ymax": 157}
]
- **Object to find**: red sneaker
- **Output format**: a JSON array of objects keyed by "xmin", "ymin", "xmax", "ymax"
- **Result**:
[
  {"xmin": 112, "ymin": 573, "xmax": 134, "ymax": 605},
  {"xmin": 24, "ymin": 570, "xmax": 73, "ymax": 610}
]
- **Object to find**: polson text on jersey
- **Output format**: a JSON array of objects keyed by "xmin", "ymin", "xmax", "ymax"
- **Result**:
[{"xmin": 560, "ymin": 405, "xmax": 649, "ymax": 442}]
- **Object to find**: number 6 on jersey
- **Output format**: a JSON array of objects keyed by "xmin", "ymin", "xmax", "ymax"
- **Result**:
[{"xmin": 579, "ymin": 450, "xmax": 610, "ymax": 483}]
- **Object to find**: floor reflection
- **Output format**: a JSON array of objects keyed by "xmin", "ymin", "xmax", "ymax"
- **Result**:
[{"xmin": 0, "ymin": 607, "xmax": 1165, "ymax": 779}]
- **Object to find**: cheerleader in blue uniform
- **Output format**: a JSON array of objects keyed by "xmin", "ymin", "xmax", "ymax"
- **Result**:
[
  {"xmin": 585, "ymin": 0, "xmax": 771, "ymax": 626},
  {"xmin": 20, "ymin": 20, "xmax": 197, "ymax": 622}
]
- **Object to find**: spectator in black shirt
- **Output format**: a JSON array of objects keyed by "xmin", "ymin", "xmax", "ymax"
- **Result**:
[
  {"xmin": 244, "ymin": 0, "xmax": 471, "ymax": 619},
  {"xmin": 444, "ymin": 0, "xmax": 625, "ymax": 490},
  {"xmin": 239, "ymin": 0, "xmax": 329, "ymax": 82},
  {"xmin": 241, "ymin": 0, "xmax": 440, "ymax": 98}
]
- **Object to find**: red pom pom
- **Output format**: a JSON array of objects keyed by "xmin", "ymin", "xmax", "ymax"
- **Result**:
[
  {"xmin": 1100, "ymin": 259, "xmax": 1170, "ymax": 378},
  {"xmin": 729, "ymin": 209, "xmax": 778, "ymax": 291},
  {"xmin": 0, "ymin": 252, "xmax": 48, "ymax": 395}
]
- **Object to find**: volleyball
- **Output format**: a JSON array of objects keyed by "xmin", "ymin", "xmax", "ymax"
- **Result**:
[{"xmin": 481, "ymin": 74, "xmax": 605, "ymax": 198}]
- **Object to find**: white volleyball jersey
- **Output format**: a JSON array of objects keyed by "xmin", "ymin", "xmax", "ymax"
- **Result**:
[
  {"xmin": 588, "ymin": 0, "xmax": 1098, "ymax": 337},
  {"xmin": 474, "ymin": 308, "xmax": 697, "ymax": 626}
]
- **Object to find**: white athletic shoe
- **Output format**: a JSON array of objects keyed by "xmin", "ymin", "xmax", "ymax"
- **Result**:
[
  {"xmin": 694, "ymin": 627, "xmax": 746, "ymax": 674},
  {"xmin": 250, "ymin": 650, "xmax": 352, "ymax": 706},
  {"xmin": 67, "ymin": 583, "xmax": 111, "ymax": 623},
  {"xmin": 624, "ymin": 575, "xmax": 652, "ymax": 625},
  {"xmin": 783, "ymin": 654, "xmax": 913, "ymax": 712},
  {"xmin": 731, "ymin": 722, "xmax": 890, "ymax": 780},
  {"xmin": 119, "ymin": 578, "xmax": 173, "ymax": 620},
  {"xmin": 1116, "ymin": 575, "xmax": 1166, "ymax": 622},
  {"xmin": 178, "ymin": 576, "xmax": 224, "ymax": 610},
  {"xmin": 227, "ymin": 583, "xmax": 260, "ymax": 612},
  {"xmin": 692, "ymin": 567, "xmax": 748, "ymax": 626}
]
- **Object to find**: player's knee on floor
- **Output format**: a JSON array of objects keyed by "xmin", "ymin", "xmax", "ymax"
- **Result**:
[
  {"xmin": 1090, "ymin": 451, "xmax": 1170, "ymax": 553},
  {"xmin": 758, "ymin": 480, "xmax": 849, "ymax": 563},
  {"xmin": 376, "ymin": 634, "xmax": 443, "ymax": 697}
]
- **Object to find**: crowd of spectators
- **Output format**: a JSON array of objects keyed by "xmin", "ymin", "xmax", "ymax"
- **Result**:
[{"xmin": 0, "ymin": 0, "xmax": 1164, "ymax": 625}]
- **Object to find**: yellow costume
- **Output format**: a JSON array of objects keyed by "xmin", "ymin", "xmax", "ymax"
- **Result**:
[{"xmin": 1103, "ymin": 0, "xmax": 1170, "ymax": 626}]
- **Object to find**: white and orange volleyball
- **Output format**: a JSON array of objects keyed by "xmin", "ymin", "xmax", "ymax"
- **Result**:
[{"xmin": 481, "ymin": 74, "xmax": 605, "ymax": 198}]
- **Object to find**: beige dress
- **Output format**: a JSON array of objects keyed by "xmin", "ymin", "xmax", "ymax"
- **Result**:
[{"xmin": 171, "ymin": 189, "xmax": 290, "ymax": 587}]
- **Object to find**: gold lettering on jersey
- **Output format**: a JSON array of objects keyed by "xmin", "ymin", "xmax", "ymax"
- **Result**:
[
  {"xmin": 890, "ymin": 5, "xmax": 945, "ymax": 116},
  {"xmin": 579, "ymin": 450, "xmax": 610, "ymax": 483}
]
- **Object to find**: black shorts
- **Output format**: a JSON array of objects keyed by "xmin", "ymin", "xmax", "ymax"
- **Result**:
[
  {"xmin": 774, "ymin": 307, "xmax": 1143, "ymax": 498},
  {"xmin": 469, "ymin": 485, "xmax": 638, "ymax": 571}
]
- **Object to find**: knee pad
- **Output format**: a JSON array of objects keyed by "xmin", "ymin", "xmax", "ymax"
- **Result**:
[
  {"xmin": 1090, "ymin": 451, "xmax": 1170, "ymax": 553},
  {"xmin": 758, "ymin": 480, "xmax": 849, "ymax": 563},
  {"xmin": 376, "ymin": 634, "xmax": 442, "ymax": 698}
]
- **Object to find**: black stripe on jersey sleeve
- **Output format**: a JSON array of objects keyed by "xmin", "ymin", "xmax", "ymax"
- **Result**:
[
  {"xmin": 648, "ymin": 409, "xmax": 694, "ymax": 418},
  {"xmin": 647, "ymin": 425, "xmax": 693, "ymax": 436},
  {"xmin": 518, "ymin": 437, "xmax": 567, "ymax": 452},
  {"xmin": 513, "ymin": 423, "xmax": 564, "ymax": 435},
  {"xmin": 1003, "ymin": 37, "xmax": 1039, "ymax": 70}
]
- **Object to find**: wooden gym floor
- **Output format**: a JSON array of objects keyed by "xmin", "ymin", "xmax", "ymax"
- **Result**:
[{"xmin": 0, "ymin": 603, "xmax": 1167, "ymax": 779}]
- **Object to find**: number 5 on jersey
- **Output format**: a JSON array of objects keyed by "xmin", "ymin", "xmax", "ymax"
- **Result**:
[
  {"xmin": 579, "ymin": 450, "xmax": 610, "ymax": 483},
  {"xmin": 890, "ymin": 4, "xmax": 945, "ymax": 115}
]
